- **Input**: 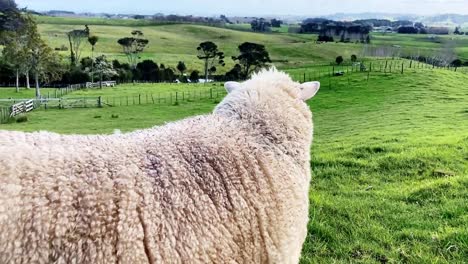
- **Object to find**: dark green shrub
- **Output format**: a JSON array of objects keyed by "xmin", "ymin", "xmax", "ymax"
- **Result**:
[{"xmin": 15, "ymin": 115, "xmax": 28, "ymax": 123}]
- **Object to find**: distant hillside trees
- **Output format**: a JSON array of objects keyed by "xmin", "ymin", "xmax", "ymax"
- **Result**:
[
  {"xmin": 196, "ymin": 41, "xmax": 225, "ymax": 81},
  {"xmin": 335, "ymin": 56, "xmax": 343, "ymax": 65},
  {"xmin": 88, "ymin": 35, "xmax": 98, "ymax": 83},
  {"xmin": 150, "ymin": 14, "xmax": 225, "ymax": 26},
  {"xmin": 231, "ymin": 42, "xmax": 271, "ymax": 79},
  {"xmin": 117, "ymin": 30, "xmax": 149, "ymax": 69},
  {"xmin": 397, "ymin": 26, "xmax": 418, "ymax": 34},
  {"xmin": 426, "ymin": 27, "xmax": 450, "ymax": 35},
  {"xmin": 353, "ymin": 19, "xmax": 413, "ymax": 28},
  {"xmin": 135, "ymin": 60, "xmax": 159, "ymax": 82},
  {"xmin": 67, "ymin": 25, "xmax": 90, "ymax": 66},
  {"xmin": 251, "ymin": 18, "xmax": 271, "ymax": 32},
  {"xmin": 271, "ymin": 19, "xmax": 283, "ymax": 28},
  {"xmin": 451, "ymin": 59, "xmax": 462, "ymax": 67},
  {"xmin": 176, "ymin": 61, "xmax": 187, "ymax": 77},
  {"xmin": 300, "ymin": 19, "xmax": 371, "ymax": 43},
  {"xmin": 219, "ymin": 15, "xmax": 232, "ymax": 24},
  {"xmin": 189, "ymin": 70, "xmax": 200, "ymax": 83}
]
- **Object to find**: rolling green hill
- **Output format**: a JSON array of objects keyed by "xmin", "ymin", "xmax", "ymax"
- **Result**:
[{"xmin": 35, "ymin": 16, "xmax": 468, "ymax": 73}]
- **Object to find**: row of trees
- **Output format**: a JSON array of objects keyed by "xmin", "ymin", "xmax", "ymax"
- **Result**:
[
  {"xmin": 1, "ymin": 7, "xmax": 272, "ymax": 91},
  {"xmin": 1, "ymin": 2, "xmax": 62, "ymax": 96},
  {"xmin": 250, "ymin": 18, "xmax": 283, "ymax": 32},
  {"xmin": 335, "ymin": 54, "xmax": 358, "ymax": 65},
  {"xmin": 301, "ymin": 19, "xmax": 372, "ymax": 43}
]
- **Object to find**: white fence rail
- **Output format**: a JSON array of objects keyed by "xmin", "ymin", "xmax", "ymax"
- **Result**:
[
  {"xmin": 10, "ymin": 100, "xmax": 35, "ymax": 117},
  {"xmin": 85, "ymin": 81, "xmax": 116, "ymax": 88}
]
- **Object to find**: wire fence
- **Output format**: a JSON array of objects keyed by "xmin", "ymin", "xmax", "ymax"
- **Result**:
[
  {"xmin": 0, "ymin": 86, "xmax": 227, "ymax": 123},
  {"xmin": 286, "ymin": 59, "xmax": 468, "ymax": 83},
  {"xmin": 1, "ymin": 59, "xmax": 466, "ymax": 124}
]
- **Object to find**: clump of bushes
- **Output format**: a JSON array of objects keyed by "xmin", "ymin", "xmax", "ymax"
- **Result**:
[
  {"xmin": 15, "ymin": 115, "xmax": 28, "ymax": 123},
  {"xmin": 111, "ymin": 114, "xmax": 119, "ymax": 119}
]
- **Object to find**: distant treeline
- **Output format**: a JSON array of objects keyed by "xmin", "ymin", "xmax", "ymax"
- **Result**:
[
  {"xmin": 149, "ymin": 14, "xmax": 228, "ymax": 27},
  {"xmin": 299, "ymin": 18, "xmax": 372, "ymax": 43},
  {"xmin": 298, "ymin": 17, "xmax": 459, "ymax": 41}
]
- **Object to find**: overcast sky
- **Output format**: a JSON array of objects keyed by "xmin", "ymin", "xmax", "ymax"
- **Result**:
[{"xmin": 15, "ymin": 0, "xmax": 468, "ymax": 16}]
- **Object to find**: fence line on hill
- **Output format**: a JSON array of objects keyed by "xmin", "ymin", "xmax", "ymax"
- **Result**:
[
  {"xmin": 1, "ymin": 60, "xmax": 466, "ymax": 124},
  {"xmin": 287, "ymin": 60, "xmax": 467, "ymax": 83}
]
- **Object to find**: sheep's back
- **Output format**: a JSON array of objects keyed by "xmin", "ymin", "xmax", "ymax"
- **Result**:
[{"xmin": 0, "ymin": 114, "xmax": 310, "ymax": 263}]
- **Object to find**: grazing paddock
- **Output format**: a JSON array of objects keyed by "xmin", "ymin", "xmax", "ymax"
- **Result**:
[{"xmin": 0, "ymin": 68, "xmax": 467, "ymax": 263}]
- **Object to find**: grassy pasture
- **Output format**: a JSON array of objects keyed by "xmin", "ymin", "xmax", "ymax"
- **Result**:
[{"xmin": 1, "ymin": 69, "xmax": 467, "ymax": 263}]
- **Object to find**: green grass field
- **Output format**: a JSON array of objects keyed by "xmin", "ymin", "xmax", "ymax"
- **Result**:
[{"xmin": 1, "ymin": 68, "xmax": 467, "ymax": 262}]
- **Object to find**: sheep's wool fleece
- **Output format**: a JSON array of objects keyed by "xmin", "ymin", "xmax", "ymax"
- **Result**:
[{"xmin": 0, "ymin": 69, "xmax": 315, "ymax": 264}]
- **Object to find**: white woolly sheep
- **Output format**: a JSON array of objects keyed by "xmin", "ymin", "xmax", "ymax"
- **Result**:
[{"xmin": 0, "ymin": 68, "xmax": 320, "ymax": 264}]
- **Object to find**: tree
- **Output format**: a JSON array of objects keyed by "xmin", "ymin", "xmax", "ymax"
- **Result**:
[
  {"xmin": 251, "ymin": 18, "xmax": 271, "ymax": 32},
  {"xmin": 189, "ymin": 70, "xmax": 200, "ymax": 83},
  {"xmin": 136, "ymin": 60, "xmax": 159, "ymax": 82},
  {"xmin": 335, "ymin": 56, "xmax": 344, "ymax": 65},
  {"xmin": 30, "ymin": 39, "xmax": 63, "ymax": 97},
  {"xmin": 2, "ymin": 32, "xmax": 27, "ymax": 92},
  {"xmin": 67, "ymin": 25, "xmax": 90, "ymax": 66},
  {"xmin": 164, "ymin": 68, "xmax": 176, "ymax": 82},
  {"xmin": 451, "ymin": 59, "xmax": 462, "ymax": 68},
  {"xmin": 0, "ymin": 0, "xmax": 22, "ymax": 32},
  {"xmin": 232, "ymin": 42, "xmax": 271, "ymax": 79},
  {"xmin": 366, "ymin": 35, "xmax": 371, "ymax": 44},
  {"xmin": 88, "ymin": 35, "xmax": 99, "ymax": 83},
  {"xmin": 317, "ymin": 35, "xmax": 334, "ymax": 42},
  {"xmin": 0, "ymin": 0, "xmax": 16, "ymax": 11},
  {"xmin": 2, "ymin": 13, "xmax": 37, "ymax": 91},
  {"xmin": 225, "ymin": 64, "xmax": 242, "ymax": 81},
  {"xmin": 351, "ymin": 54, "xmax": 357, "ymax": 63},
  {"xmin": 117, "ymin": 31, "xmax": 149, "ymax": 69},
  {"xmin": 196, "ymin": 41, "xmax": 225, "ymax": 82},
  {"xmin": 176, "ymin": 61, "xmax": 187, "ymax": 77},
  {"xmin": 93, "ymin": 55, "xmax": 117, "ymax": 88},
  {"xmin": 271, "ymin": 19, "xmax": 283, "ymax": 28},
  {"xmin": 398, "ymin": 26, "xmax": 418, "ymax": 34}
]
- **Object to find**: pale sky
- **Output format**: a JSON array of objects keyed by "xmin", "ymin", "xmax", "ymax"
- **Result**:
[{"xmin": 15, "ymin": 0, "xmax": 468, "ymax": 16}]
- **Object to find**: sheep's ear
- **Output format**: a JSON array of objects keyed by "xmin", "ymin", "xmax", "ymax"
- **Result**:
[
  {"xmin": 225, "ymin": 81, "xmax": 241, "ymax": 93},
  {"xmin": 299, "ymin": 81, "xmax": 320, "ymax": 101}
]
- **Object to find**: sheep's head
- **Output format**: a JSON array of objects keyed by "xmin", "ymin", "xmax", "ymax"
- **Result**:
[
  {"xmin": 216, "ymin": 67, "xmax": 320, "ymax": 117},
  {"xmin": 215, "ymin": 68, "xmax": 319, "ymax": 148},
  {"xmin": 224, "ymin": 78, "xmax": 319, "ymax": 102}
]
